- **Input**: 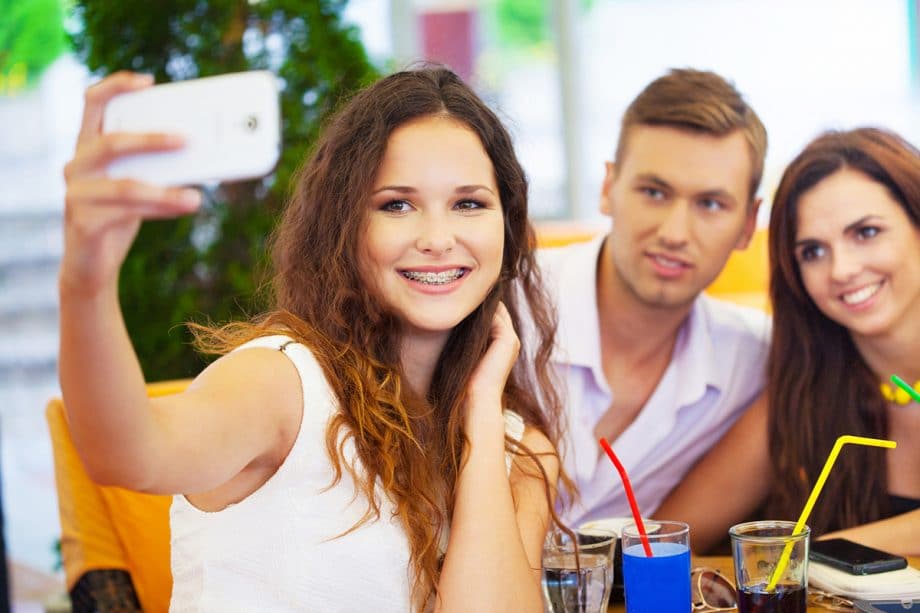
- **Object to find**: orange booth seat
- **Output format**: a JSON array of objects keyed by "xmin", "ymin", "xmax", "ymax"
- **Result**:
[
  {"xmin": 47, "ymin": 380, "xmax": 189, "ymax": 612},
  {"xmin": 47, "ymin": 225, "xmax": 769, "ymax": 610}
]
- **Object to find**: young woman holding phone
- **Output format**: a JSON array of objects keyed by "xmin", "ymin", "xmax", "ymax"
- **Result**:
[{"xmin": 59, "ymin": 67, "xmax": 569, "ymax": 611}]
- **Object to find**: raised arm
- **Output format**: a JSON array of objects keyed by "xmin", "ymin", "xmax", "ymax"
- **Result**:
[
  {"xmin": 58, "ymin": 72, "xmax": 300, "ymax": 496},
  {"xmin": 437, "ymin": 303, "xmax": 557, "ymax": 612},
  {"xmin": 655, "ymin": 392, "xmax": 771, "ymax": 553}
]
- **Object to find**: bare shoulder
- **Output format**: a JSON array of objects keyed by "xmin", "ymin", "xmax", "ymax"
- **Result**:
[
  {"xmin": 169, "ymin": 343, "xmax": 305, "ymax": 448},
  {"xmin": 512, "ymin": 426, "xmax": 560, "ymax": 484},
  {"xmin": 520, "ymin": 426, "xmax": 556, "ymax": 456},
  {"xmin": 127, "ymin": 342, "xmax": 309, "ymax": 495},
  {"xmin": 190, "ymin": 344, "xmax": 302, "ymax": 403}
]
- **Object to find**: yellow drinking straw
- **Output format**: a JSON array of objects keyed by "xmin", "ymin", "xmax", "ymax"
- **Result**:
[{"xmin": 765, "ymin": 434, "xmax": 896, "ymax": 592}]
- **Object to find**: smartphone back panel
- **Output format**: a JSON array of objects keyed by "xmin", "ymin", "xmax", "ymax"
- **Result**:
[{"xmin": 103, "ymin": 71, "xmax": 280, "ymax": 186}]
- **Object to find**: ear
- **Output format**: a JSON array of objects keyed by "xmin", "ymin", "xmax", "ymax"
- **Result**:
[
  {"xmin": 734, "ymin": 197, "xmax": 762, "ymax": 250},
  {"xmin": 599, "ymin": 161, "xmax": 617, "ymax": 216}
]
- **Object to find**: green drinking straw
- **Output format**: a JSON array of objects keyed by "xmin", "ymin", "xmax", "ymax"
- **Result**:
[
  {"xmin": 765, "ymin": 434, "xmax": 897, "ymax": 592},
  {"xmin": 892, "ymin": 374, "xmax": 920, "ymax": 403}
]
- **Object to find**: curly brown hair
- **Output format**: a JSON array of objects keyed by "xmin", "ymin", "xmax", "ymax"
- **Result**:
[{"xmin": 191, "ymin": 66, "xmax": 571, "ymax": 609}]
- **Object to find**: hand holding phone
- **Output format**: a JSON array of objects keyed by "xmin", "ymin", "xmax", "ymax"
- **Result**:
[
  {"xmin": 102, "ymin": 71, "xmax": 280, "ymax": 186},
  {"xmin": 810, "ymin": 538, "xmax": 908, "ymax": 575},
  {"xmin": 61, "ymin": 72, "xmax": 204, "ymax": 294}
]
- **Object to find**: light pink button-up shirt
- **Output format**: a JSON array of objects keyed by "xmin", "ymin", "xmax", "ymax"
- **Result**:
[{"xmin": 537, "ymin": 235, "xmax": 770, "ymax": 527}]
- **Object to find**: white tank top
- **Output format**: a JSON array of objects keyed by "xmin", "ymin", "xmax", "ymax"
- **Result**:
[{"xmin": 169, "ymin": 335, "xmax": 525, "ymax": 612}]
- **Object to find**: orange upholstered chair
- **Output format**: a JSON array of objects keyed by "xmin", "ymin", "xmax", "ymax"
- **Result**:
[
  {"xmin": 47, "ymin": 380, "xmax": 190, "ymax": 612},
  {"xmin": 704, "ymin": 226, "xmax": 770, "ymax": 311}
]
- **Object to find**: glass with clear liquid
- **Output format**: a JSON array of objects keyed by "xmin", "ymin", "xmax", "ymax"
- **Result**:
[{"xmin": 542, "ymin": 528, "xmax": 616, "ymax": 613}]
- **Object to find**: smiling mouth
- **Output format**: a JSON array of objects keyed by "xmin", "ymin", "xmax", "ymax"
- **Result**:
[
  {"xmin": 840, "ymin": 281, "xmax": 883, "ymax": 305},
  {"xmin": 400, "ymin": 268, "xmax": 468, "ymax": 285}
]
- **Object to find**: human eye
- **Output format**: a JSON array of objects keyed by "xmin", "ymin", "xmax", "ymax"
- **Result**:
[
  {"xmin": 797, "ymin": 243, "xmax": 825, "ymax": 263},
  {"xmin": 855, "ymin": 225, "xmax": 881, "ymax": 240},
  {"xmin": 698, "ymin": 197, "xmax": 725, "ymax": 212},
  {"xmin": 379, "ymin": 199, "xmax": 412, "ymax": 214},
  {"xmin": 639, "ymin": 186, "xmax": 666, "ymax": 201},
  {"xmin": 454, "ymin": 199, "xmax": 486, "ymax": 212}
]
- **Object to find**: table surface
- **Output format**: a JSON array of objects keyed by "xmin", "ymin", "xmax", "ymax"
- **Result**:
[{"xmin": 606, "ymin": 555, "xmax": 920, "ymax": 612}]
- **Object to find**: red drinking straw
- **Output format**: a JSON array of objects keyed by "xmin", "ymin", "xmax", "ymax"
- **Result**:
[{"xmin": 599, "ymin": 437, "xmax": 653, "ymax": 557}]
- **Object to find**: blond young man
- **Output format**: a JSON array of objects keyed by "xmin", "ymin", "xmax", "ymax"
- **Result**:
[{"xmin": 541, "ymin": 69, "xmax": 771, "ymax": 526}]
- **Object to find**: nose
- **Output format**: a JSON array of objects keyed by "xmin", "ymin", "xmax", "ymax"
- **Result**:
[
  {"xmin": 416, "ymin": 211, "xmax": 455, "ymax": 255},
  {"xmin": 656, "ymin": 200, "xmax": 691, "ymax": 249},
  {"xmin": 830, "ymin": 246, "xmax": 861, "ymax": 283}
]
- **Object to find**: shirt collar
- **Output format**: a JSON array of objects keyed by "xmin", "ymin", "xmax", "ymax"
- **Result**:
[
  {"xmin": 552, "ymin": 234, "xmax": 728, "ymax": 401},
  {"xmin": 552, "ymin": 234, "xmax": 607, "ymax": 376},
  {"xmin": 670, "ymin": 295, "xmax": 727, "ymax": 406}
]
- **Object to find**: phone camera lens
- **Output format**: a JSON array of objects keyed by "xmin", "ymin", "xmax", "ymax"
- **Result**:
[{"xmin": 245, "ymin": 115, "xmax": 259, "ymax": 131}]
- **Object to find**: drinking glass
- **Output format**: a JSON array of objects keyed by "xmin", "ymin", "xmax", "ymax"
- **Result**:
[
  {"xmin": 579, "ymin": 517, "xmax": 643, "ymax": 605},
  {"xmin": 729, "ymin": 520, "xmax": 810, "ymax": 613},
  {"xmin": 621, "ymin": 520, "xmax": 691, "ymax": 612},
  {"xmin": 542, "ymin": 527, "xmax": 616, "ymax": 613}
]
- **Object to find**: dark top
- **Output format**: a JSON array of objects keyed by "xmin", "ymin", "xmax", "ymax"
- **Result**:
[
  {"xmin": 0, "ymin": 445, "xmax": 8, "ymax": 613},
  {"xmin": 889, "ymin": 493, "xmax": 920, "ymax": 517}
]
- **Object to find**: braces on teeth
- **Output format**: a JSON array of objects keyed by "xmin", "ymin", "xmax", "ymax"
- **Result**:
[{"xmin": 402, "ymin": 270, "xmax": 464, "ymax": 284}]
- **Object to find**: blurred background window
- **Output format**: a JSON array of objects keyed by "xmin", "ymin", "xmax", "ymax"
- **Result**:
[{"xmin": 346, "ymin": 0, "xmax": 920, "ymax": 221}]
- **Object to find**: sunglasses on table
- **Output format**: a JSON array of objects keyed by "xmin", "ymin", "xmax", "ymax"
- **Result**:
[
  {"xmin": 691, "ymin": 567, "xmax": 855, "ymax": 612},
  {"xmin": 692, "ymin": 568, "xmax": 736, "ymax": 612}
]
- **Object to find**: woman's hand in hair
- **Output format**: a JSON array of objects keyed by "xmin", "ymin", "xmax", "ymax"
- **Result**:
[
  {"xmin": 60, "ymin": 71, "xmax": 201, "ymax": 297},
  {"xmin": 442, "ymin": 302, "xmax": 548, "ymax": 611},
  {"xmin": 465, "ymin": 302, "xmax": 520, "ymax": 441}
]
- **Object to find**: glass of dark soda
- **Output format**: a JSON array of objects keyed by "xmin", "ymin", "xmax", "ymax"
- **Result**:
[{"xmin": 729, "ymin": 521, "xmax": 810, "ymax": 613}]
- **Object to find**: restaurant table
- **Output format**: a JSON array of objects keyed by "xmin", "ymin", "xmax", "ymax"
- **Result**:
[{"xmin": 606, "ymin": 555, "xmax": 920, "ymax": 611}]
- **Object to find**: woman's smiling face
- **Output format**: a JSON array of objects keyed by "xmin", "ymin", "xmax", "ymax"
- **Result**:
[
  {"xmin": 794, "ymin": 168, "xmax": 920, "ymax": 341},
  {"xmin": 361, "ymin": 115, "xmax": 505, "ymax": 338}
]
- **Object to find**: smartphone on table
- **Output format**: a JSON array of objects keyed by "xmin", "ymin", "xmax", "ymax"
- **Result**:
[
  {"xmin": 854, "ymin": 601, "xmax": 920, "ymax": 612},
  {"xmin": 102, "ymin": 71, "xmax": 280, "ymax": 186},
  {"xmin": 810, "ymin": 538, "xmax": 908, "ymax": 575}
]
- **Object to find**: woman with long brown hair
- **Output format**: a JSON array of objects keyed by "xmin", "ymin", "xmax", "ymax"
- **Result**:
[
  {"xmin": 59, "ymin": 67, "xmax": 568, "ymax": 611},
  {"xmin": 657, "ymin": 127, "xmax": 920, "ymax": 554}
]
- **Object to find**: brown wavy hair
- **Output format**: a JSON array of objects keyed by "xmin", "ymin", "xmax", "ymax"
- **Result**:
[
  {"xmin": 766, "ymin": 127, "xmax": 920, "ymax": 535},
  {"xmin": 191, "ymin": 66, "xmax": 570, "ymax": 609}
]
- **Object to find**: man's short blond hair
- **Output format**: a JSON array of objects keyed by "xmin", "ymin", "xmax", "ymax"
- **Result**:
[{"xmin": 614, "ymin": 68, "xmax": 768, "ymax": 202}]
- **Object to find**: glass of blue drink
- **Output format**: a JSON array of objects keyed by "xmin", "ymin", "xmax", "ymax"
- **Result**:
[
  {"xmin": 621, "ymin": 520, "xmax": 691, "ymax": 612},
  {"xmin": 542, "ymin": 527, "xmax": 616, "ymax": 613},
  {"xmin": 729, "ymin": 521, "xmax": 810, "ymax": 613}
]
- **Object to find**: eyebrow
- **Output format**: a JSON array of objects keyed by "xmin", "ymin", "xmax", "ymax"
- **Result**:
[
  {"xmin": 795, "ymin": 215, "xmax": 884, "ymax": 248},
  {"xmin": 844, "ymin": 215, "xmax": 882, "ymax": 233},
  {"xmin": 371, "ymin": 184, "xmax": 496, "ymax": 196},
  {"xmin": 635, "ymin": 173, "xmax": 737, "ymax": 203},
  {"xmin": 635, "ymin": 174, "xmax": 672, "ymax": 189}
]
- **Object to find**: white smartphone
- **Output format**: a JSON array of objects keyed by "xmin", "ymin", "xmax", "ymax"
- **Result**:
[{"xmin": 102, "ymin": 71, "xmax": 280, "ymax": 186}]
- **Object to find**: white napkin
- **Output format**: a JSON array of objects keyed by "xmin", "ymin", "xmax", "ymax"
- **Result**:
[{"xmin": 809, "ymin": 560, "xmax": 920, "ymax": 599}]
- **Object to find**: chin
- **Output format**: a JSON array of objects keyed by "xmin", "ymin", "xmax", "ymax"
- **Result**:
[
  {"xmin": 840, "ymin": 314, "xmax": 896, "ymax": 340},
  {"xmin": 638, "ymin": 288, "xmax": 698, "ymax": 310},
  {"xmin": 406, "ymin": 314, "xmax": 470, "ymax": 335}
]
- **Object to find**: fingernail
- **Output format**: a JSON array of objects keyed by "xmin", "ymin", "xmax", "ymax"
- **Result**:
[
  {"xmin": 135, "ymin": 73, "xmax": 154, "ymax": 85},
  {"xmin": 179, "ymin": 189, "xmax": 201, "ymax": 207}
]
